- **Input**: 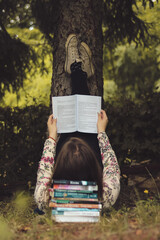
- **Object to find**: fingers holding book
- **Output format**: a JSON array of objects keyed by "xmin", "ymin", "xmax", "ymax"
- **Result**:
[
  {"xmin": 47, "ymin": 109, "xmax": 108, "ymax": 137},
  {"xmin": 47, "ymin": 114, "xmax": 57, "ymax": 141}
]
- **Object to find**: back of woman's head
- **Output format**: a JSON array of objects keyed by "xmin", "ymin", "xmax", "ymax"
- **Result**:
[{"xmin": 53, "ymin": 137, "xmax": 103, "ymax": 198}]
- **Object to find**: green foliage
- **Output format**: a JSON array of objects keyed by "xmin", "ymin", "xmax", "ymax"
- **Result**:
[
  {"xmin": 7, "ymin": 27, "xmax": 53, "ymax": 76},
  {"xmin": 137, "ymin": 2, "xmax": 160, "ymax": 38},
  {"xmin": 0, "ymin": 105, "xmax": 50, "ymax": 186},
  {"xmin": 0, "ymin": 2, "xmax": 52, "ymax": 100},
  {"xmin": 103, "ymin": 2, "xmax": 160, "ymax": 98},
  {"xmin": 0, "ymin": 0, "xmax": 33, "ymax": 28},
  {"xmin": 0, "ymin": 216, "xmax": 13, "ymax": 240},
  {"xmin": 31, "ymin": 0, "xmax": 158, "ymax": 48},
  {"xmin": 31, "ymin": 0, "xmax": 60, "ymax": 42},
  {"xmin": 133, "ymin": 197, "xmax": 160, "ymax": 226},
  {"xmin": 1, "ymin": 72, "xmax": 51, "ymax": 107},
  {"xmin": 0, "ymin": 27, "xmax": 52, "ymax": 107},
  {"xmin": 112, "ymin": 44, "xmax": 160, "ymax": 98},
  {"xmin": 11, "ymin": 191, "xmax": 35, "ymax": 224},
  {"xmin": 0, "ymin": 29, "xmax": 37, "ymax": 99},
  {"xmin": 103, "ymin": 80, "xmax": 117, "ymax": 102},
  {"xmin": 103, "ymin": 0, "xmax": 157, "ymax": 48},
  {"xmin": 0, "ymin": 1, "xmax": 37, "ymax": 99},
  {"xmin": 13, "ymin": 191, "xmax": 30, "ymax": 211},
  {"xmin": 0, "ymin": 0, "xmax": 159, "ymax": 101},
  {"xmin": 0, "ymin": 191, "xmax": 35, "ymax": 232},
  {"xmin": 104, "ymin": 92, "xmax": 160, "ymax": 164}
]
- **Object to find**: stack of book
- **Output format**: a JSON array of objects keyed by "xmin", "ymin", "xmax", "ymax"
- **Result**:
[{"xmin": 49, "ymin": 180, "xmax": 102, "ymax": 222}]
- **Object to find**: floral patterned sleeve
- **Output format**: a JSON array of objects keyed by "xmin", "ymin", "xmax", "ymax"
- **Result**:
[
  {"xmin": 97, "ymin": 132, "xmax": 120, "ymax": 208},
  {"xmin": 34, "ymin": 138, "xmax": 57, "ymax": 211}
]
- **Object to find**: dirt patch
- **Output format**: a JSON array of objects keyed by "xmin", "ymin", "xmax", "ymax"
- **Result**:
[{"xmin": 16, "ymin": 222, "xmax": 160, "ymax": 240}]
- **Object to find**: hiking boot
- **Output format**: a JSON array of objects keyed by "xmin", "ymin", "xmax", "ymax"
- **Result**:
[
  {"xmin": 65, "ymin": 34, "xmax": 81, "ymax": 74},
  {"xmin": 79, "ymin": 42, "xmax": 94, "ymax": 78}
]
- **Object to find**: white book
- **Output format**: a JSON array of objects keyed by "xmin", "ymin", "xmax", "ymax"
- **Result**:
[
  {"xmin": 51, "ymin": 215, "xmax": 100, "ymax": 222},
  {"xmin": 52, "ymin": 210, "xmax": 100, "ymax": 217},
  {"xmin": 52, "ymin": 94, "xmax": 101, "ymax": 134}
]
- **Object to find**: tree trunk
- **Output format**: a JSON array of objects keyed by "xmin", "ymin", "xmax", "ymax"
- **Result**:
[{"xmin": 51, "ymin": 0, "xmax": 103, "ymax": 100}]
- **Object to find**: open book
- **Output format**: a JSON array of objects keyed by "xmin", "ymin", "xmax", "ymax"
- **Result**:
[{"xmin": 52, "ymin": 94, "xmax": 101, "ymax": 134}]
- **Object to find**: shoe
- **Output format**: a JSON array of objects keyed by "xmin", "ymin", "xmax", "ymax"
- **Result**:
[
  {"xmin": 65, "ymin": 34, "xmax": 81, "ymax": 74},
  {"xmin": 79, "ymin": 42, "xmax": 94, "ymax": 78}
]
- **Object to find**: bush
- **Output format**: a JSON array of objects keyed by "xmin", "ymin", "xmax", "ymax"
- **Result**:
[
  {"xmin": 0, "ymin": 92, "xmax": 160, "ymax": 186},
  {"xmin": 105, "ymin": 92, "xmax": 160, "ymax": 164},
  {"xmin": 0, "ymin": 105, "xmax": 50, "ymax": 187}
]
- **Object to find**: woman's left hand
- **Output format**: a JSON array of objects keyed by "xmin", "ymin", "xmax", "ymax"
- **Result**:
[{"xmin": 47, "ymin": 114, "xmax": 57, "ymax": 141}]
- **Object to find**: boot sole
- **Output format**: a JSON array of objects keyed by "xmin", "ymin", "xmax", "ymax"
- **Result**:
[
  {"xmin": 80, "ymin": 42, "xmax": 94, "ymax": 77},
  {"xmin": 64, "ymin": 34, "xmax": 77, "ymax": 74}
]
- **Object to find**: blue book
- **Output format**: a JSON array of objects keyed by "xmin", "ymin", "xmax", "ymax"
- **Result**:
[
  {"xmin": 52, "ymin": 208, "xmax": 100, "ymax": 212},
  {"xmin": 54, "ymin": 189, "xmax": 94, "ymax": 194},
  {"xmin": 53, "ymin": 191, "xmax": 98, "ymax": 199}
]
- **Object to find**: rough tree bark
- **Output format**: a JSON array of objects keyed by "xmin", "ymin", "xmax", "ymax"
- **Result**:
[{"xmin": 51, "ymin": 0, "xmax": 103, "ymax": 99}]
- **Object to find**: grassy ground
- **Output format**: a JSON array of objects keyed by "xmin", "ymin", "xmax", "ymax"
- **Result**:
[{"xmin": 0, "ymin": 190, "xmax": 160, "ymax": 240}]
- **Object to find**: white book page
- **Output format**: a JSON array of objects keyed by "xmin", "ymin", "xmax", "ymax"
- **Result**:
[
  {"xmin": 77, "ymin": 95, "xmax": 101, "ymax": 133},
  {"xmin": 52, "ymin": 95, "xmax": 77, "ymax": 133}
]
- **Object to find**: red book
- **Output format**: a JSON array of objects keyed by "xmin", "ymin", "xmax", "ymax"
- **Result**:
[
  {"xmin": 49, "ymin": 202, "xmax": 102, "ymax": 209},
  {"xmin": 52, "ymin": 184, "xmax": 98, "ymax": 191}
]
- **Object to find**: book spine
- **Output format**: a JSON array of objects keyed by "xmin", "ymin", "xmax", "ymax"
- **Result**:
[
  {"xmin": 53, "ymin": 207, "xmax": 100, "ymax": 212},
  {"xmin": 53, "ymin": 191, "xmax": 97, "ymax": 199},
  {"xmin": 53, "ymin": 180, "xmax": 97, "ymax": 186},
  {"xmin": 52, "ymin": 210, "xmax": 100, "ymax": 217},
  {"xmin": 51, "ymin": 215, "xmax": 100, "ymax": 222},
  {"xmin": 54, "ymin": 189, "xmax": 94, "ymax": 194},
  {"xmin": 51, "ymin": 199, "xmax": 73, "ymax": 204},
  {"xmin": 53, "ymin": 184, "xmax": 98, "ymax": 191},
  {"xmin": 51, "ymin": 199, "xmax": 100, "ymax": 204},
  {"xmin": 49, "ymin": 202, "xmax": 102, "ymax": 209},
  {"xmin": 51, "ymin": 197, "xmax": 99, "ymax": 202}
]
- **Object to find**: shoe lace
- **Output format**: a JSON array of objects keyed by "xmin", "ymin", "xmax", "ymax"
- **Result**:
[
  {"xmin": 80, "ymin": 48, "xmax": 90, "ymax": 67},
  {"xmin": 71, "ymin": 48, "xmax": 79, "ymax": 59}
]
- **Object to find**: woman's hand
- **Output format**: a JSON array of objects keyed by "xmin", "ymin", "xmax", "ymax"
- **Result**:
[
  {"xmin": 47, "ymin": 114, "xmax": 57, "ymax": 141},
  {"xmin": 97, "ymin": 110, "xmax": 108, "ymax": 133}
]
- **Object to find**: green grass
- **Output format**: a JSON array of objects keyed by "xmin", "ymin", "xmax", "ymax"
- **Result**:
[{"xmin": 0, "ymin": 191, "xmax": 160, "ymax": 240}]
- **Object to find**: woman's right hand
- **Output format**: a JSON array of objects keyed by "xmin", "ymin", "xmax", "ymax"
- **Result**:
[
  {"xmin": 97, "ymin": 110, "xmax": 108, "ymax": 133},
  {"xmin": 47, "ymin": 114, "xmax": 57, "ymax": 141}
]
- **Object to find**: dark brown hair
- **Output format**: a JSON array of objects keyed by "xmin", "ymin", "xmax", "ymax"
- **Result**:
[{"xmin": 53, "ymin": 137, "xmax": 103, "ymax": 199}]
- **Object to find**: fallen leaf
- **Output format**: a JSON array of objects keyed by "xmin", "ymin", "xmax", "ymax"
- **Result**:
[
  {"xmin": 19, "ymin": 226, "xmax": 31, "ymax": 232},
  {"xmin": 136, "ymin": 229, "xmax": 142, "ymax": 235}
]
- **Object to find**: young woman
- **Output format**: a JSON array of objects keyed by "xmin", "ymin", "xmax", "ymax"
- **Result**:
[{"xmin": 34, "ymin": 34, "xmax": 120, "ymax": 212}]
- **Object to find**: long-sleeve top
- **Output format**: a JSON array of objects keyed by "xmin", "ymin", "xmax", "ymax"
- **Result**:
[{"xmin": 34, "ymin": 132, "xmax": 120, "ymax": 210}]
